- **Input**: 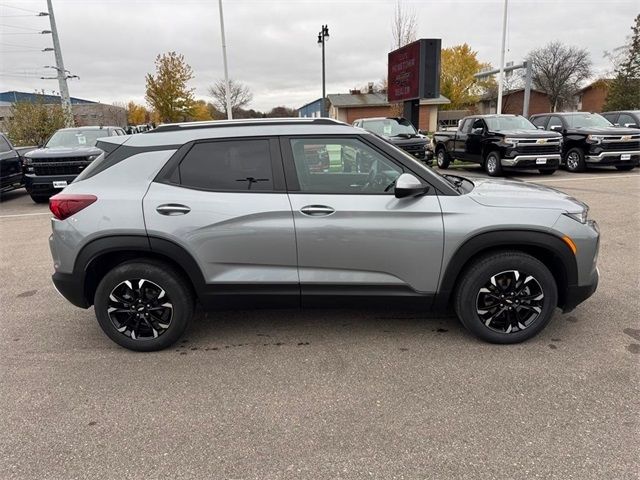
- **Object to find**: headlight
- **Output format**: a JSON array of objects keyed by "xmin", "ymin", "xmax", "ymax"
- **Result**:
[
  {"xmin": 587, "ymin": 134, "xmax": 604, "ymax": 144},
  {"xmin": 563, "ymin": 208, "xmax": 589, "ymax": 224},
  {"xmin": 503, "ymin": 138, "xmax": 518, "ymax": 146},
  {"xmin": 22, "ymin": 156, "xmax": 32, "ymax": 165}
]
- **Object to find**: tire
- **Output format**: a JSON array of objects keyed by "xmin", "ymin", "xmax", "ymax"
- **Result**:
[
  {"xmin": 484, "ymin": 151, "xmax": 503, "ymax": 177},
  {"xmin": 538, "ymin": 168, "xmax": 556, "ymax": 175},
  {"xmin": 565, "ymin": 148, "xmax": 586, "ymax": 172},
  {"xmin": 436, "ymin": 147, "xmax": 450, "ymax": 169},
  {"xmin": 615, "ymin": 165, "xmax": 635, "ymax": 171},
  {"xmin": 454, "ymin": 251, "xmax": 558, "ymax": 344},
  {"xmin": 30, "ymin": 193, "xmax": 51, "ymax": 204},
  {"xmin": 94, "ymin": 260, "xmax": 194, "ymax": 351}
]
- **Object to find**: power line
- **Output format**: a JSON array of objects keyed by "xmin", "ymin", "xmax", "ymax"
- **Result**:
[
  {"xmin": 0, "ymin": 23, "xmax": 44, "ymax": 31},
  {"xmin": 0, "ymin": 3, "xmax": 42, "ymax": 14}
]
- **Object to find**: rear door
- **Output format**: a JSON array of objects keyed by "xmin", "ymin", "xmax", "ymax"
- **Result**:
[
  {"xmin": 143, "ymin": 137, "xmax": 298, "ymax": 297},
  {"xmin": 282, "ymin": 135, "xmax": 444, "ymax": 298}
]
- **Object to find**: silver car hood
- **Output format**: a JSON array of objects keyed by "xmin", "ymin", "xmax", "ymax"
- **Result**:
[{"xmin": 467, "ymin": 177, "xmax": 586, "ymax": 212}]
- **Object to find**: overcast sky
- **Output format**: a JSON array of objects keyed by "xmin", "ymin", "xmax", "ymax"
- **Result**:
[{"xmin": 1, "ymin": 0, "xmax": 637, "ymax": 111}]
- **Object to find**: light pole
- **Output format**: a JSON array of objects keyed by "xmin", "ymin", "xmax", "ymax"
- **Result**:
[
  {"xmin": 496, "ymin": 0, "xmax": 508, "ymax": 114},
  {"xmin": 218, "ymin": 0, "xmax": 233, "ymax": 120},
  {"xmin": 46, "ymin": 0, "xmax": 74, "ymax": 126},
  {"xmin": 317, "ymin": 25, "xmax": 329, "ymax": 117}
]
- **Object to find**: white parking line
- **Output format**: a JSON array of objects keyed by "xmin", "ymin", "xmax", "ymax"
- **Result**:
[
  {"xmin": 526, "ymin": 174, "xmax": 639, "ymax": 183},
  {"xmin": 0, "ymin": 212, "xmax": 51, "ymax": 219}
]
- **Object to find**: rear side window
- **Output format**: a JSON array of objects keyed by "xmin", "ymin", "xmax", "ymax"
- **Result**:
[
  {"xmin": 460, "ymin": 118, "xmax": 473, "ymax": 133},
  {"xmin": 178, "ymin": 140, "xmax": 274, "ymax": 191}
]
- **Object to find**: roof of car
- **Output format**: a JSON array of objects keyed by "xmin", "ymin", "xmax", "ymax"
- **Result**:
[
  {"xmin": 104, "ymin": 117, "xmax": 362, "ymax": 148},
  {"xmin": 530, "ymin": 112, "xmax": 599, "ymax": 117},
  {"xmin": 601, "ymin": 110, "xmax": 640, "ymax": 114},
  {"xmin": 356, "ymin": 117, "xmax": 405, "ymax": 122},
  {"xmin": 57, "ymin": 126, "xmax": 121, "ymax": 131}
]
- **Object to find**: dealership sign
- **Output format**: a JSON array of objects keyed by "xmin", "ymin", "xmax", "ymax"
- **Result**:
[{"xmin": 388, "ymin": 39, "xmax": 441, "ymax": 103}]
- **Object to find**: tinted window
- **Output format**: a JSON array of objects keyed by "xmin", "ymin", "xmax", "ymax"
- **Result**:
[
  {"xmin": 290, "ymin": 138, "xmax": 402, "ymax": 194},
  {"xmin": 548, "ymin": 116, "xmax": 563, "ymax": 130},
  {"xmin": 471, "ymin": 118, "xmax": 485, "ymax": 131},
  {"xmin": 601, "ymin": 113, "xmax": 618, "ymax": 124},
  {"xmin": 0, "ymin": 135, "xmax": 11, "ymax": 153},
  {"xmin": 179, "ymin": 140, "xmax": 273, "ymax": 191},
  {"xmin": 460, "ymin": 118, "xmax": 473, "ymax": 133},
  {"xmin": 618, "ymin": 114, "xmax": 637, "ymax": 127},
  {"xmin": 531, "ymin": 116, "xmax": 548, "ymax": 128}
]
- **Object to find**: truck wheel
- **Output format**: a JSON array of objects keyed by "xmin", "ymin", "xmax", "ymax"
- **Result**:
[
  {"xmin": 538, "ymin": 168, "xmax": 556, "ymax": 175},
  {"xmin": 454, "ymin": 251, "xmax": 558, "ymax": 344},
  {"xmin": 436, "ymin": 147, "xmax": 450, "ymax": 169},
  {"xmin": 484, "ymin": 151, "xmax": 503, "ymax": 177},
  {"xmin": 30, "ymin": 194, "xmax": 51, "ymax": 204},
  {"xmin": 94, "ymin": 260, "xmax": 194, "ymax": 352},
  {"xmin": 565, "ymin": 148, "xmax": 586, "ymax": 172}
]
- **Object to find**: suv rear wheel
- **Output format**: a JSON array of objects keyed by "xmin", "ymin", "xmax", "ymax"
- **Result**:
[
  {"xmin": 454, "ymin": 251, "xmax": 558, "ymax": 343},
  {"xmin": 94, "ymin": 260, "xmax": 194, "ymax": 351}
]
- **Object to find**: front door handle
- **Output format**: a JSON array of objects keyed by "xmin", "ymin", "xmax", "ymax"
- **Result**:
[
  {"xmin": 300, "ymin": 205, "xmax": 335, "ymax": 216},
  {"xmin": 156, "ymin": 204, "xmax": 191, "ymax": 216}
]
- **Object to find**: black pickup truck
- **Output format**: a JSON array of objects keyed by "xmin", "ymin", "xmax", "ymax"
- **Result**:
[
  {"xmin": 353, "ymin": 117, "xmax": 433, "ymax": 163},
  {"xmin": 23, "ymin": 125, "xmax": 125, "ymax": 203},
  {"xmin": 530, "ymin": 112, "xmax": 640, "ymax": 172},
  {"xmin": 432, "ymin": 114, "xmax": 563, "ymax": 176},
  {"xmin": 0, "ymin": 133, "xmax": 37, "ymax": 195}
]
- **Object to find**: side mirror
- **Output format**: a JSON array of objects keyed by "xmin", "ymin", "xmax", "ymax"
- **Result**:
[
  {"xmin": 624, "ymin": 123, "xmax": 639, "ymax": 129},
  {"xmin": 471, "ymin": 127, "xmax": 484, "ymax": 135},
  {"xmin": 394, "ymin": 173, "xmax": 430, "ymax": 198},
  {"xmin": 550, "ymin": 125, "xmax": 562, "ymax": 132},
  {"xmin": 536, "ymin": 125, "xmax": 545, "ymax": 130}
]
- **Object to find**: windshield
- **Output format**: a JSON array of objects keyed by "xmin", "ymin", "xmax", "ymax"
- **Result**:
[
  {"xmin": 362, "ymin": 118, "xmax": 417, "ymax": 137},
  {"xmin": 45, "ymin": 129, "xmax": 106, "ymax": 148},
  {"xmin": 563, "ymin": 113, "xmax": 613, "ymax": 128},
  {"xmin": 484, "ymin": 116, "xmax": 537, "ymax": 131}
]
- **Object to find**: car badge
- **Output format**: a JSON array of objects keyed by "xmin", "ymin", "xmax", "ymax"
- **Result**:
[
  {"xmin": 536, "ymin": 139, "xmax": 547, "ymax": 144},
  {"xmin": 622, "ymin": 135, "xmax": 631, "ymax": 141}
]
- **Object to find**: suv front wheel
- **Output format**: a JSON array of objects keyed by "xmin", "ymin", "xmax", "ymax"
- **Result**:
[
  {"xmin": 454, "ymin": 251, "xmax": 558, "ymax": 343},
  {"xmin": 94, "ymin": 260, "xmax": 194, "ymax": 351}
]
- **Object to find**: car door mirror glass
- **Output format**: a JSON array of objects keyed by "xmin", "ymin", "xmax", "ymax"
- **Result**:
[
  {"xmin": 394, "ymin": 173, "xmax": 429, "ymax": 198},
  {"xmin": 537, "ymin": 125, "xmax": 545, "ymax": 130},
  {"xmin": 550, "ymin": 125, "xmax": 562, "ymax": 132},
  {"xmin": 471, "ymin": 127, "xmax": 484, "ymax": 135},
  {"xmin": 624, "ymin": 123, "xmax": 639, "ymax": 128}
]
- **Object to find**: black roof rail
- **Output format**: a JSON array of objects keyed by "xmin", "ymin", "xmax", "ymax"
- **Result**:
[{"xmin": 148, "ymin": 117, "xmax": 345, "ymax": 133}]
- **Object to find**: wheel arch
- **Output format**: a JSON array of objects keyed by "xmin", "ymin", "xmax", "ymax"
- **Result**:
[
  {"xmin": 75, "ymin": 235, "xmax": 206, "ymax": 307},
  {"xmin": 435, "ymin": 230, "xmax": 578, "ymax": 311}
]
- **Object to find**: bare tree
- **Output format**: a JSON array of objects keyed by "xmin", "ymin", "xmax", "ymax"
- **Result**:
[
  {"xmin": 392, "ymin": 1, "xmax": 417, "ymax": 50},
  {"xmin": 208, "ymin": 79, "xmax": 253, "ymax": 117},
  {"xmin": 527, "ymin": 42, "xmax": 592, "ymax": 112}
]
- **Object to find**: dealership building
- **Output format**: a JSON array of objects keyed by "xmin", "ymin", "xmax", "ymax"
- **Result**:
[{"xmin": 0, "ymin": 91, "xmax": 126, "ymax": 130}]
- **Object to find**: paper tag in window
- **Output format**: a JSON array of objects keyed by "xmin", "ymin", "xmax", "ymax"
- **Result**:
[{"xmin": 77, "ymin": 135, "xmax": 86, "ymax": 145}]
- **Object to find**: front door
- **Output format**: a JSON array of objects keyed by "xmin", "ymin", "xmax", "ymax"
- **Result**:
[
  {"xmin": 466, "ymin": 118, "xmax": 485, "ymax": 162},
  {"xmin": 283, "ymin": 136, "xmax": 444, "ymax": 297},
  {"xmin": 143, "ymin": 138, "xmax": 298, "ymax": 297}
]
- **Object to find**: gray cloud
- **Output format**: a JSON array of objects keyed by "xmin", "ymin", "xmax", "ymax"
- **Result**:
[{"xmin": 1, "ymin": 0, "xmax": 637, "ymax": 111}]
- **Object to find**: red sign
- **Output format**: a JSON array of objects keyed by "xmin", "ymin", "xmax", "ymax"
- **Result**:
[{"xmin": 388, "ymin": 41, "xmax": 421, "ymax": 102}]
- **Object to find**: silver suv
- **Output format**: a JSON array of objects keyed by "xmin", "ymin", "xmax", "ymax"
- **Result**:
[{"xmin": 48, "ymin": 118, "xmax": 600, "ymax": 351}]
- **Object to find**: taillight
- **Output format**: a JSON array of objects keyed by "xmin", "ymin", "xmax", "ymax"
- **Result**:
[{"xmin": 49, "ymin": 194, "xmax": 97, "ymax": 220}]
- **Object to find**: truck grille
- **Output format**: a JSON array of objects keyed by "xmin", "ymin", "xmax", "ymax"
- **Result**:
[
  {"xmin": 401, "ymin": 143, "xmax": 425, "ymax": 153},
  {"xmin": 517, "ymin": 144, "xmax": 560, "ymax": 155},
  {"xmin": 31, "ymin": 157, "xmax": 92, "ymax": 176},
  {"xmin": 601, "ymin": 141, "xmax": 640, "ymax": 151}
]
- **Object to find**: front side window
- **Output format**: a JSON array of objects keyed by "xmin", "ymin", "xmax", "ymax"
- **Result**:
[
  {"xmin": 531, "ymin": 116, "xmax": 548, "ymax": 128},
  {"xmin": 178, "ymin": 140, "xmax": 273, "ymax": 191},
  {"xmin": 618, "ymin": 114, "xmax": 637, "ymax": 127},
  {"xmin": 548, "ymin": 116, "xmax": 563, "ymax": 130},
  {"xmin": 471, "ymin": 118, "xmax": 486, "ymax": 132},
  {"xmin": 290, "ymin": 138, "xmax": 402, "ymax": 194},
  {"xmin": 0, "ymin": 135, "xmax": 11, "ymax": 153}
]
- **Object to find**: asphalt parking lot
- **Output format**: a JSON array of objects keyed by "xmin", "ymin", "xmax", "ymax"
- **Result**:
[{"xmin": 1, "ymin": 167, "xmax": 639, "ymax": 480}]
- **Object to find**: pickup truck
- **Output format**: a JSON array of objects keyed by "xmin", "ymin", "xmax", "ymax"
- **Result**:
[
  {"xmin": 353, "ymin": 117, "xmax": 433, "ymax": 164},
  {"xmin": 530, "ymin": 112, "xmax": 640, "ymax": 172},
  {"xmin": 432, "ymin": 114, "xmax": 563, "ymax": 176},
  {"xmin": 0, "ymin": 133, "xmax": 37, "ymax": 195},
  {"xmin": 23, "ymin": 125, "xmax": 126, "ymax": 203}
]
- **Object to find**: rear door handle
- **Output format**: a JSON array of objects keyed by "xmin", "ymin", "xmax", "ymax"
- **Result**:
[
  {"xmin": 156, "ymin": 204, "xmax": 191, "ymax": 216},
  {"xmin": 300, "ymin": 205, "xmax": 335, "ymax": 216}
]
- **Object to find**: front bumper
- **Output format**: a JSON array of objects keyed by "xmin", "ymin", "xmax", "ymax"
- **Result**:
[
  {"xmin": 563, "ymin": 267, "xmax": 599, "ymax": 313},
  {"xmin": 25, "ymin": 173, "xmax": 75, "ymax": 193},
  {"xmin": 585, "ymin": 150, "xmax": 640, "ymax": 166},
  {"xmin": 502, "ymin": 154, "xmax": 561, "ymax": 168}
]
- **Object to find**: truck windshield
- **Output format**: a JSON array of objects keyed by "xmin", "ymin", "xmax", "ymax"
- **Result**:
[
  {"xmin": 45, "ymin": 129, "xmax": 106, "ymax": 148},
  {"xmin": 484, "ymin": 116, "xmax": 537, "ymax": 131},
  {"xmin": 362, "ymin": 118, "xmax": 418, "ymax": 137},
  {"xmin": 563, "ymin": 113, "xmax": 612, "ymax": 128}
]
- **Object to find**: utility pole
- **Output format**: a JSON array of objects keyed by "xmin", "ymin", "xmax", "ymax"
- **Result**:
[
  {"xmin": 46, "ymin": 0, "xmax": 73, "ymax": 126},
  {"xmin": 218, "ymin": 0, "xmax": 233, "ymax": 120},
  {"xmin": 317, "ymin": 25, "xmax": 329, "ymax": 117},
  {"xmin": 496, "ymin": 0, "xmax": 508, "ymax": 114},
  {"xmin": 474, "ymin": 61, "xmax": 531, "ymax": 116}
]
